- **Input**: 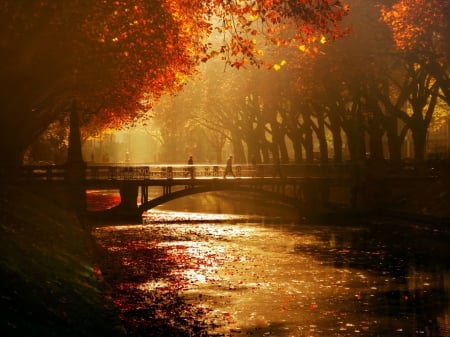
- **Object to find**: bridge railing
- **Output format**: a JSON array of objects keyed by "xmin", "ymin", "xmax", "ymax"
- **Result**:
[
  {"xmin": 85, "ymin": 163, "xmax": 354, "ymax": 180},
  {"xmin": 86, "ymin": 164, "xmax": 254, "ymax": 180},
  {"xmin": 10, "ymin": 162, "xmax": 356, "ymax": 182},
  {"xmin": 7, "ymin": 161, "xmax": 445, "ymax": 183},
  {"xmin": 15, "ymin": 165, "xmax": 66, "ymax": 181}
]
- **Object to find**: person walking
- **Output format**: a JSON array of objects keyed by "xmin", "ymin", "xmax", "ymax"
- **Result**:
[
  {"xmin": 187, "ymin": 155, "xmax": 194, "ymax": 179},
  {"xmin": 223, "ymin": 155, "xmax": 235, "ymax": 178}
]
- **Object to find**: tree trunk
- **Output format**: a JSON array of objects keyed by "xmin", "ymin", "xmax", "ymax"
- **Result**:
[
  {"xmin": 286, "ymin": 126, "xmax": 303, "ymax": 163},
  {"xmin": 385, "ymin": 117, "xmax": 403, "ymax": 164},
  {"xmin": 315, "ymin": 115, "xmax": 329, "ymax": 163},
  {"xmin": 231, "ymin": 131, "xmax": 246, "ymax": 163},
  {"xmin": 302, "ymin": 114, "xmax": 314, "ymax": 163},
  {"xmin": 327, "ymin": 109, "xmax": 343, "ymax": 163},
  {"xmin": 0, "ymin": 141, "xmax": 26, "ymax": 168},
  {"xmin": 368, "ymin": 128, "xmax": 384, "ymax": 161},
  {"xmin": 292, "ymin": 137, "xmax": 303, "ymax": 163},
  {"xmin": 67, "ymin": 100, "xmax": 84, "ymax": 164},
  {"xmin": 411, "ymin": 124, "xmax": 427, "ymax": 164},
  {"xmin": 271, "ymin": 121, "xmax": 289, "ymax": 163}
]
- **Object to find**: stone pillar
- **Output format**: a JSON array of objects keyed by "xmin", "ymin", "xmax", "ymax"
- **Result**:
[
  {"xmin": 118, "ymin": 183, "xmax": 139, "ymax": 217},
  {"xmin": 65, "ymin": 100, "xmax": 86, "ymax": 217}
]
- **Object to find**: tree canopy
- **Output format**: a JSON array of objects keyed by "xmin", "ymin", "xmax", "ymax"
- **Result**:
[
  {"xmin": 1, "ymin": 0, "xmax": 349, "ymax": 165},
  {"xmin": 381, "ymin": 0, "xmax": 450, "ymax": 104}
]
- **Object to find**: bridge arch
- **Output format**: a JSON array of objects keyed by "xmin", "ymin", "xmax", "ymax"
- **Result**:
[{"xmin": 138, "ymin": 185, "xmax": 300, "ymax": 215}]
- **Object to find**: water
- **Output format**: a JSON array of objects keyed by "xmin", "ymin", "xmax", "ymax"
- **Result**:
[{"xmin": 91, "ymin": 193, "xmax": 450, "ymax": 337}]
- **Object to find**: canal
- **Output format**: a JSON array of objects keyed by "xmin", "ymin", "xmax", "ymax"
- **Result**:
[{"xmin": 90, "ymin": 192, "xmax": 450, "ymax": 337}]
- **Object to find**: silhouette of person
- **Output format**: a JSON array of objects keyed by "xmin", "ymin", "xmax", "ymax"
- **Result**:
[
  {"xmin": 187, "ymin": 155, "xmax": 194, "ymax": 178},
  {"xmin": 223, "ymin": 155, "xmax": 235, "ymax": 178}
]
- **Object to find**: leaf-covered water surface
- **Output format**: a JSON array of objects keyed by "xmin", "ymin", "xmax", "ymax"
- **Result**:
[{"xmin": 92, "ymin": 211, "xmax": 450, "ymax": 337}]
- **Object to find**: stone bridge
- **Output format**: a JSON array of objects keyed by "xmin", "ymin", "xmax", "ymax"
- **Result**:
[
  {"xmin": 14, "ymin": 163, "xmax": 354, "ymax": 221},
  {"xmin": 10, "ymin": 161, "xmax": 438, "ymax": 222}
]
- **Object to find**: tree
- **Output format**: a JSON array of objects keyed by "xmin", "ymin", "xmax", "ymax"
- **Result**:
[
  {"xmin": 1, "ymin": 1, "xmax": 194, "ymax": 165},
  {"xmin": 382, "ymin": 0, "xmax": 450, "ymax": 104},
  {"xmin": 1, "ymin": 0, "xmax": 349, "ymax": 166},
  {"xmin": 381, "ymin": 0, "xmax": 450, "ymax": 162},
  {"xmin": 387, "ymin": 61, "xmax": 440, "ymax": 163}
]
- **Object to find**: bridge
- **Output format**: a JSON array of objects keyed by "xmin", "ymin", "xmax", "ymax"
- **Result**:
[
  {"xmin": 11, "ymin": 162, "xmax": 359, "ymax": 221},
  {"xmin": 9, "ymin": 161, "xmax": 438, "ymax": 222}
]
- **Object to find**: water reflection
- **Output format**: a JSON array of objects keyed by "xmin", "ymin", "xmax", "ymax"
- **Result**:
[{"xmin": 93, "ymin": 210, "xmax": 450, "ymax": 337}]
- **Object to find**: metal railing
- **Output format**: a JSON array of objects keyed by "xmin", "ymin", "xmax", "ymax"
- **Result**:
[
  {"xmin": 9, "ymin": 163, "xmax": 354, "ymax": 182},
  {"xmin": 86, "ymin": 164, "xmax": 253, "ymax": 180}
]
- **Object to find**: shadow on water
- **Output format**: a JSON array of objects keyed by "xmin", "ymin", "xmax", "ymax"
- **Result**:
[{"xmin": 290, "ymin": 220, "xmax": 450, "ymax": 337}]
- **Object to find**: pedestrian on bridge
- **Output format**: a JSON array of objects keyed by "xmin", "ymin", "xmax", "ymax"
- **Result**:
[
  {"xmin": 223, "ymin": 155, "xmax": 235, "ymax": 178},
  {"xmin": 187, "ymin": 155, "xmax": 194, "ymax": 179}
]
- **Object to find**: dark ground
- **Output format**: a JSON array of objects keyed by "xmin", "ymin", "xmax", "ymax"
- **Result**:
[{"xmin": 0, "ymin": 185, "xmax": 125, "ymax": 337}]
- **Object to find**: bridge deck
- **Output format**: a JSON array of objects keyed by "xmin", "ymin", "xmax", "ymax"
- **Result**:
[{"xmin": 16, "ymin": 163, "xmax": 353, "ymax": 183}]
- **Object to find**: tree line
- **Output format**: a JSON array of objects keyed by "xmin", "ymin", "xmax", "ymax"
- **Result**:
[{"xmin": 162, "ymin": 0, "xmax": 449, "ymax": 166}]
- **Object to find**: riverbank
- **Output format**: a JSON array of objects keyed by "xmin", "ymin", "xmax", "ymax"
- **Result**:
[{"xmin": 0, "ymin": 185, "xmax": 124, "ymax": 337}]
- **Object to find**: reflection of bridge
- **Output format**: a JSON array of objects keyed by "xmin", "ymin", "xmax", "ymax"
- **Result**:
[{"xmin": 16, "ymin": 163, "xmax": 355, "ymax": 221}]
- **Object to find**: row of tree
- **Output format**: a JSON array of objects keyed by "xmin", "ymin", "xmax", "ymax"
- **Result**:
[{"xmin": 153, "ymin": 0, "xmax": 449, "ymax": 165}]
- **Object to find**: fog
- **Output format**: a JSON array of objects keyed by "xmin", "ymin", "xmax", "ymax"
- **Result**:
[
  {"xmin": 83, "ymin": 62, "xmax": 276, "ymax": 165},
  {"xmin": 75, "ymin": 0, "xmax": 449, "ymax": 167}
]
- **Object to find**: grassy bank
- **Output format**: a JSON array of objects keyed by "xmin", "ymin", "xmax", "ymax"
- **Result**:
[{"xmin": 0, "ymin": 185, "xmax": 124, "ymax": 337}]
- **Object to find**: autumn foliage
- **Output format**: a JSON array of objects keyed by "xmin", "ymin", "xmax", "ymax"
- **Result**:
[
  {"xmin": 0, "ymin": 0, "xmax": 349, "ymax": 165},
  {"xmin": 381, "ymin": 0, "xmax": 450, "ymax": 106},
  {"xmin": 381, "ymin": 0, "xmax": 450, "ymax": 52}
]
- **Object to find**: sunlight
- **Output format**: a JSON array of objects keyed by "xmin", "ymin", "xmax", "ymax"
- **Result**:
[
  {"xmin": 138, "ymin": 280, "xmax": 171, "ymax": 292},
  {"xmin": 143, "ymin": 209, "xmax": 252, "ymax": 223}
]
